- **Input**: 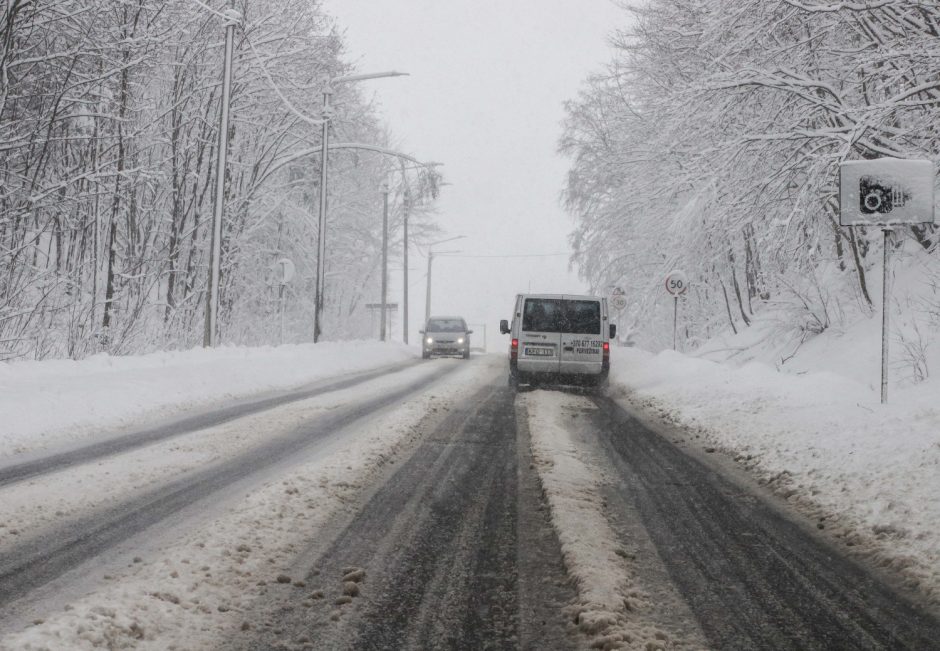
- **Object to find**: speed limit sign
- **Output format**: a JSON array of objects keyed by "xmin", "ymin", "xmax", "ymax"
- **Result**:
[
  {"xmin": 611, "ymin": 294, "xmax": 627, "ymax": 310},
  {"xmin": 665, "ymin": 270, "xmax": 689, "ymax": 296}
]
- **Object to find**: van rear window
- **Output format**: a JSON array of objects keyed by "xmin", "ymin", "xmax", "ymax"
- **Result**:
[
  {"xmin": 522, "ymin": 299, "xmax": 600, "ymax": 334},
  {"xmin": 565, "ymin": 300, "xmax": 601, "ymax": 334},
  {"xmin": 523, "ymin": 299, "xmax": 563, "ymax": 332}
]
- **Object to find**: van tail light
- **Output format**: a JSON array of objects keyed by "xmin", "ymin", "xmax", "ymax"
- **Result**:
[
  {"xmin": 511, "ymin": 338, "xmax": 519, "ymax": 361},
  {"xmin": 603, "ymin": 341, "xmax": 610, "ymax": 359}
]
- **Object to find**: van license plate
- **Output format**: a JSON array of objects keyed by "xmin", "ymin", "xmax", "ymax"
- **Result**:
[{"xmin": 525, "ymin": 347, "xmax": 554, "ymax": 357}]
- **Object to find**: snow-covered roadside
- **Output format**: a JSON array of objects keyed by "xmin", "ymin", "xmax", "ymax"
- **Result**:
[
  {"xmin": 1, "ymin": 360, "xmax": 496, "ymax": 650},
  {"xmin": 0, "ymin": 363, "xmax": 445, "ymax": 554},
  {"xmin": 607, "ymin": 346, "xmax": 940, "ymax": 606},
  {"xmin": 0, "ymin": 342, "xmax": 416, "ymax": 458},
  {"xmin": 522, "ymin": 391, "xmax": 691, "ymax": 651}
]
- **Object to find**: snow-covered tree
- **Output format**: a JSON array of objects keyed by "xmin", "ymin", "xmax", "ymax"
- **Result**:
[
  {"xmin": 0, "ymin": 0, "xmax": 439, "ymax": 359},
  {"xmin": 562, "ymin": 0, "xmax": 940, "ymax": 353}
]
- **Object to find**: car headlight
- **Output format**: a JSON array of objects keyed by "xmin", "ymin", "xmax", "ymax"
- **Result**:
[
  {"xmin": 457, "ymin": 337, "xmax": 464, "ymax": 344},
  {"xmin": 426, "ymin": 337, "xmax": 433, "ymax": 345}
]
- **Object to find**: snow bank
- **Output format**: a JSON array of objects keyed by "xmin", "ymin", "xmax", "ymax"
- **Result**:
[
  {"xmin": 0, "ymin": 342, "xmax": 416, "ymax": 458},
  {"xmin": 523, "ymin": 391, "xmax": 681, "ymax": 650},
  {"xmin": 608, "ymin": 346, "xmax": 940, "ymax": 605}
]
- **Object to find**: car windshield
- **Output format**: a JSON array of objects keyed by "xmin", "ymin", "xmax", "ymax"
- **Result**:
[
  {"xmin": 522, "ymin": 298, "xmax": 600, "ymax": 334},
  {"xmin": 426, "ymin": 318, "xmax": 466, "ymax": 332}
]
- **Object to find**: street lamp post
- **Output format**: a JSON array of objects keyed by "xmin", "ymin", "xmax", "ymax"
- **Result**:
[
  {"xmin": 312, "ymin": 71, "xmax": 408, "ymax": 343},
  {"xmin": 402, "ymin": 190, "xmax": 410, "ymax": 344},
  {"xmin": 380, "ymin": 182, "xmax": 389, "ymax": 341},
  {"xmin": 424, "ymin": 236, "xmax": 465, "ymax": 325}
]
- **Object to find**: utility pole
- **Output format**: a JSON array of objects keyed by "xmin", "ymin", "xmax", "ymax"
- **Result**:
[
  {"xmin": 424, "ymin": 250, "xmax": 434, "ymax": 325},
  {"xmin": 311, "ymin": 72, "xmax": 408, "ymax": 343},
  {"xmin": 423, "ymin": 238, "xmax": 464, "ymax": 323},
  {"xmin": 402, "ymin": 190, "xmax": 410, "ymax": 344},
  {"xmin": 380, "ymin": 182, "xmax": 389, "ymax": 341},
  {"xmin": 313, "ymin": 81, "xmax": 332, "ymax": 343},
  {"xmin": 204, "ymin": 4, "xmax": 239, "ymax": 347}
]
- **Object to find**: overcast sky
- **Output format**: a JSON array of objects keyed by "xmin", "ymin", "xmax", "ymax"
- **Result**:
[{"xmin": 323, "ymin": 0, "xmax": 626, "ymax": 349}]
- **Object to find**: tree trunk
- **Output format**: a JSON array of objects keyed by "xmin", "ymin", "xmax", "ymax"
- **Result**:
[
  {"xmin": 720, "ymin": 277, "xmax": 738, "ymax": 335},
  {"xmin": 847, "ymin": 228, "xmax": 872, "ymax": 306},
  {"xmin": 728, "ymin": 247, "xmax": 751, "ymax": 327}
]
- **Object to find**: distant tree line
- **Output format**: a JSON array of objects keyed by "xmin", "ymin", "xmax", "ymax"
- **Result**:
[
  {"xmin": 0, "ymin": 0, "xmax": 438, "ymax": 360},
  {"xmin": 562, "ymin": 0, "xmax": 940, "ymax": 354}
]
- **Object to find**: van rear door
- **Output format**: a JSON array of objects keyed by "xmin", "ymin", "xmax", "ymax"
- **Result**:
[
  {"xmin": 559, "ymin": 297, "xmax": 605, "ymax": 376},
  {"xmin": 517, "ymin": 296, "xmax": 563, "ymax": 375}
]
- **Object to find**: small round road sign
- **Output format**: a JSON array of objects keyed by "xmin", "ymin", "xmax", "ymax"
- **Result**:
[
  {"xmin": 274, "ymin": 258, "xmax": 295, "ymax": 284},
  {"xmin": 665, "ymin": 270, "xmax": 689, "ymax": 296},
  {"xmin": 611, "ymin": 295, "xmax": 627, "ymax": 310}
]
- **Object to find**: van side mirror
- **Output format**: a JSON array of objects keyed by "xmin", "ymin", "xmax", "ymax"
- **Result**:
[
  {"xmin": 499, "ymin": 319, "xmax": 510, "ymax": 335},
  {"xmin": 466, "ymin": 329, "xmax": 474, "ymax": 335},
  {"xmin": 418, "ymin": 330, "xmax": 425, "ymax": 334},
  {"xmin": 609, "ymin": 324, "xmax": 617, "ymax": 339}
]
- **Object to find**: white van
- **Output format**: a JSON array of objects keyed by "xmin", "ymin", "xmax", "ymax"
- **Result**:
[{"xmin": 499, "ymin": 294, "xmax": 615, "ymax": 388}]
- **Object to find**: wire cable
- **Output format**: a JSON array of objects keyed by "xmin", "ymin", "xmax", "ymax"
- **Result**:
[{"xmin": 437, "ymin": 252, "xmax": 571, "ymax": 259}]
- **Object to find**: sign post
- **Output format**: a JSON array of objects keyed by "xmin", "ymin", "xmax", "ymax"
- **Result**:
[
  {"xmin": 839, "ymin": 158, "xmax": 935, "ymax": 404},
  {"xmin": 366, "ymin": 303, "xmax": 399, "ymax": 340},
  {"xmin": 880, "ymin": 228, "xmax": 893, "ymax": 404},
  {"xmin": 664, "ymin": 270, "xmax": 689, "ymax": 351}
]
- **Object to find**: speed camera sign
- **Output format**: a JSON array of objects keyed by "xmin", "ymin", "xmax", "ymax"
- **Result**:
[
  {"xmin": 665, "ymin": 270, "xmax": 689, "ymax": 296},
  {"xmin": 839, "ymin": 158, "xmax": 934, "ymax": 226}
]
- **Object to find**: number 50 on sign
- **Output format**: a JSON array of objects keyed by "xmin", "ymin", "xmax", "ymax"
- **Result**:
[{"xmin": 665, "ymin": 270, "xmax": 689, "ymax": 296}]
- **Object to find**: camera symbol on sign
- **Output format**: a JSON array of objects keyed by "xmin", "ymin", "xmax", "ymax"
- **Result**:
[{"xmin": 859, "ymin": 175, "xmax": 910, "ymax": 215}]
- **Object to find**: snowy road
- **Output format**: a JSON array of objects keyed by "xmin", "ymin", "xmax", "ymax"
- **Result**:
[
  {"xmin": 239, "ymin": 379, "xmax": 579, "ymax": 650},
  {"xmin": 0, "ymin": 362, "xmax": 448, "ymax": 613},
  {"xmin": 2, "ymin": 353, "xmax": 940, "ymax": 650},
  {"xmin": 559, "ymin": 393, "xmax": 940, "ymax": 649},
  {"xmin": 0, "ymin": 361, "xmax": 420, "ymax": 488},
  {"xmin": 0, "ymin": 358, "xmax": 472, "ymax": 646}
]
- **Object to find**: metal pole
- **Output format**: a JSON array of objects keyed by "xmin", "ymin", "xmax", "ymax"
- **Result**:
[
  {"xmin": 204, "ymin": 6, "xmax": 238, "ymax": 347},
  {"xmin": 881, "ymin": 228, "xmax": 893, "ymax": 404},
  {"xmin": 402, "ymin": 192, "xmax": 410, "ymax": 344},
  {"xmin": 673, "ymin": 296, "xmax": 678, "ymax": 351},
  {"xmin": 424, "ymin": 250, "xmax": 433, "ymax": 325},
  {"xmin": 278, "ymin": 283, "xmax": 285, "ymax": 344},
  {"xmin": 380, "ymin": 183, "xmax": 389, "ymax": 341},
  {"xmin": 618, "ymin": 305, "xmax": 625, "ymax": 347},
  {"xmin": 313, "ymin": 86, "xmax": 332, "ymax": 343}
]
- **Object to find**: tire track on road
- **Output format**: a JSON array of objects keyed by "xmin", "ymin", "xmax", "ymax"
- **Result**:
[
  {"xmin": 0, "ymin": 361, "xmax": 420, "ymax": 488},
  {"xmin": 0, "ymin": 362, "xmax": 451, "ymax": 611},
  {"xmin": 591, "ymin": 395, "xmax": 940, "ymax": 650},
  {"xmin": 242, "ymin": 383, "xmax": 579, "ymax": 650}
]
